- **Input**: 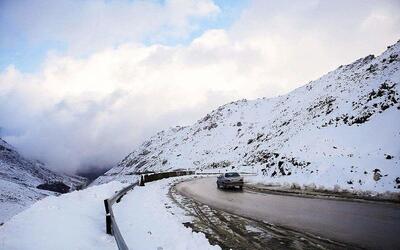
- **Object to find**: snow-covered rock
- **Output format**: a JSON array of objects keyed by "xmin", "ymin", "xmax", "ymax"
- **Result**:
[
  {"xmin": 95, "ymin": 40, "xmax": 400, "ymax": 193},
  {"xmin": 0, "ymin": 138, "xmax": 87, "ymax": 223}
]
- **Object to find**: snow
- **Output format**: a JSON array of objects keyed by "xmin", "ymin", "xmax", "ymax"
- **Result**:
[
  {"xmin": 0, "ymin": 177, "xmax": 219, "ymax": 250},
  {"xmin": 114, "ymin": 177, "xmax": 219, "ymax": 250},
  {"xmin": 0, "ymin": 179, "xmax": 52, "ymax": 223},
  {"xmin": 0, "ymin": 182, "xmax": 124, "ymax": 249},
  {"xmin": 0, "ymin": 137, "xmax": 87, "ymax": 224},
  {"xmin": 95, "ymin": 40, "xmax": 400, "ymax": 194}
]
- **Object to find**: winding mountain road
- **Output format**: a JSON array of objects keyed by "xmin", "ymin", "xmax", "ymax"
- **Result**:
[{"xmin": 176, "ymin": 177, "xmax": 400, "ymax": 249}]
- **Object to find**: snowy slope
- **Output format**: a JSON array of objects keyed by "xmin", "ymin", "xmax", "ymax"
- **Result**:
[
  {"xmin": 95, "ymin": 40, "xmax": 400, "ymax": 193},
  {"xmin": 0, "ymin": 181, "xmax": 125, "ymax": 249},
  {"xmin": 0, "ymin": 178, "xmax": 219, "ymax": 250},
  {"xmin": 0, "ymin": 138, "xmax": 87, "ymax": 223}
]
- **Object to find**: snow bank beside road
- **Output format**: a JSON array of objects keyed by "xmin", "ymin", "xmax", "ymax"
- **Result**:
[
  {"xmin": 0, "ymin": 181, "xmax": 124, "ymax": 249},
  {"xmin": 0, "ymin": 177, "xmax": 218, "ymax": 250},
  {"xmin": 114, "ymin": 177, "xmax": 219, "ymax": 250}
]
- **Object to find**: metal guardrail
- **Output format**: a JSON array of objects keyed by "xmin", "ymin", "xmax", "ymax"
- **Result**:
[
  {"xmin": 194, "ymin": 171, "xmax": 257, "ymax": 175},
  {"xmin": 142, "ymin": 170, "xmax": 195, "ymax": 182},
  {"xmin": 103, "ymin": 170, "xmax": 194, "ymax": 250},
  {"xmin": 104, "ymin": 181, "xmax": 139, "ymax": 250}
]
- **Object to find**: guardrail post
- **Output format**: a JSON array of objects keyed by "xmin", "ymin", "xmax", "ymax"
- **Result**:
[
  {"xmin": 139, "ymin": 175, "xmax": 145, "ymax": 186},
  {"xmin": 104, "ymin": 199, "xmax": 113, "ymax": 235},
  {"xmin": 106, "ymin": 213, "xmax": 112, "ymax": 235},
  {"xmin": 104, "ymin": 199, "xmax": 110, "ymax": 214}
]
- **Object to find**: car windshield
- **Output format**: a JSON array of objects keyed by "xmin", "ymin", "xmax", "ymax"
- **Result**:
[{"xmin": 225, "ymin": 172, "xmax": 240, "ymax": 177}]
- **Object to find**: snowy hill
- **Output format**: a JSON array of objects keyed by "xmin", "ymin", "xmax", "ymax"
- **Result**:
[
  {"xmin": 0, "ymin": 138, "xmax": 87, "ymax": 223},
  {"xmin": 95, "ymin": 40, "xmax": 400, "ymax": 193}
]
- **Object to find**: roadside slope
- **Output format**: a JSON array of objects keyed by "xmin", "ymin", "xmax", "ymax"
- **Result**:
[{"xmin": 0, "ymin": 178, "xmax": 219, "ymax": 250}]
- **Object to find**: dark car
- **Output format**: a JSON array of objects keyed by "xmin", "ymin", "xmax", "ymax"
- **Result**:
[{"xmin": 217, "ymin": 172, "xmax": 244, "ymax": 190}]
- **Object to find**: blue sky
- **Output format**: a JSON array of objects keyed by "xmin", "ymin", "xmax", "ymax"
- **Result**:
[{"xmin": 0, "ymin": 0, "xmax": 248, "ymax": 73}]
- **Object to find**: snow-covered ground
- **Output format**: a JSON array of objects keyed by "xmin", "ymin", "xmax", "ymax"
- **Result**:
[
  {"xmin": 0, "ymin": 179, "xmax": 55, "ymax": 224},
  {"xmin": 114, "ymin": 177, "xmax": 219, "ymax": 250},
  {"xmin": 0, "ymin": 138, "xmax": 87, "ymax": 224},
  {"xmin": 0, "ymin": 182, "xmax": 123, "ymax": 249},
  {"xmin": 0, "ymin": 177, "xmax": 218, "ymax": 250}
]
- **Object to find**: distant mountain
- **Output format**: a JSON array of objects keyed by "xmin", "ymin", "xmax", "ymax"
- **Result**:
[
  {"xmin": 94, "ymin": 40, "xmax": 400, "ymax": 193},
  {"xmin": 0, "ymin": 138, "xmax": 87, "ymax": 223},
  {"xmin": 76, "ymin": 166, "xmax": 112, "ymax": 182}
]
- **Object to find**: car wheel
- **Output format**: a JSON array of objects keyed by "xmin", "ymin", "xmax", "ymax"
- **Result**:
[{"xmin": 239, "ymin": 185, "xmax": 243, "ymax": 190}]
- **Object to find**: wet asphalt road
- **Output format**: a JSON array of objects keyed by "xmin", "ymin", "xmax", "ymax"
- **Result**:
[{"xmin": 176, "ymin": 177, "xmax": 400, "ymax": 249}]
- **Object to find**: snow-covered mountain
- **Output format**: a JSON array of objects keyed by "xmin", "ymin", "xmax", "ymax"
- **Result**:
[
  {"xmin": 0, "ymin": 138, "xmax": 87, "ymax": 223},
  {"xmin": 95, "ymin": 40, "xmax": 400, "ymax": 193}
]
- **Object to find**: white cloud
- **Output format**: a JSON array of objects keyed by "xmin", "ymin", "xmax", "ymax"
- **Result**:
[
  {"xmin": 3, "ymin": 0, "xmax": 219, "ymax": 53},
  {"xmin": 0, "ymin": 0, "xmax": 399, "ymax": 174}
]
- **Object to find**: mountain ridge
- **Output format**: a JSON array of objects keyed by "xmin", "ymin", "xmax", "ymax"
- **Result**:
[{"xmin": 94, "ymin": 40, "xmax": 400, "ymax": 193}]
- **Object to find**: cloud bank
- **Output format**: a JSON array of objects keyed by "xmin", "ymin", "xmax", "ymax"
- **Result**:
[
  {"xmin": 0, "ymin": 0, "xmax": 399, "ymax": 173},
  {"xmin": 1, "ymin": 0, "xmax": 220, "ymax": 53}
]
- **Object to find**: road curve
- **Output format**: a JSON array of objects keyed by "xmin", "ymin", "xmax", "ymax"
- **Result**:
[{"xmin": 176, "ymin": 177, "xmax": 400, "ymax": 249}]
